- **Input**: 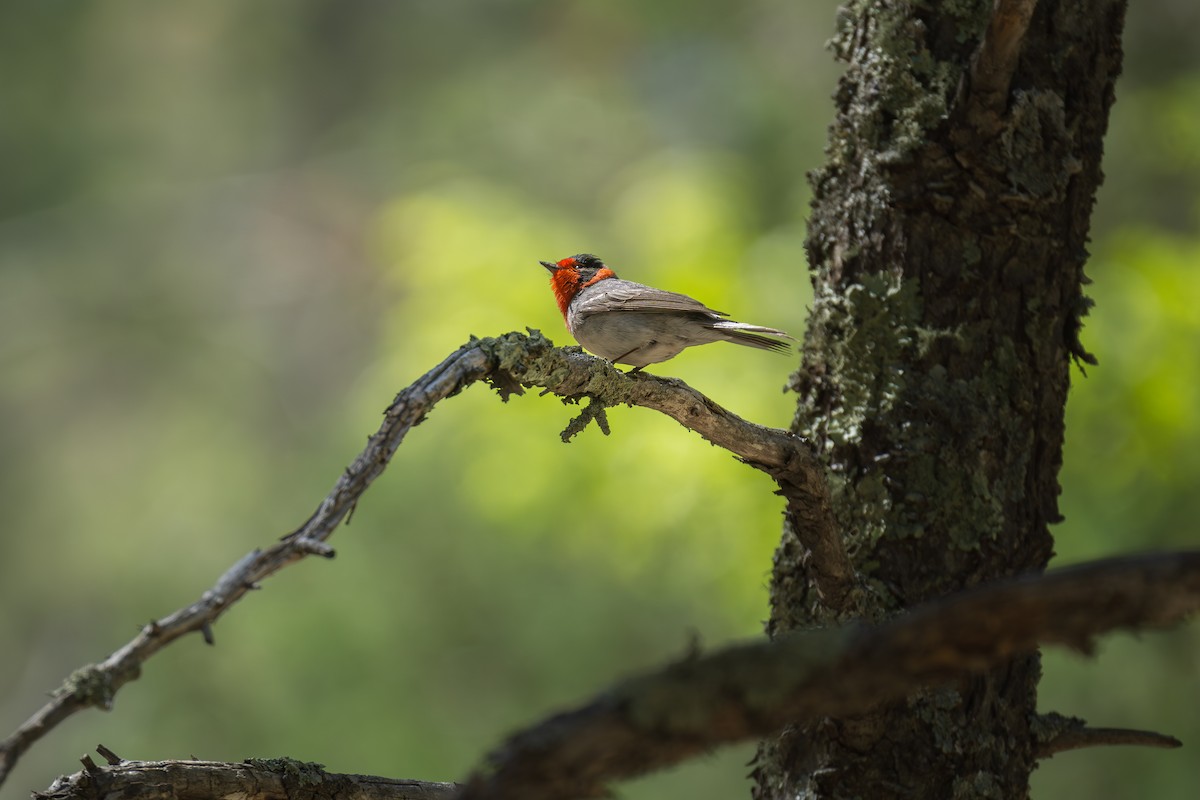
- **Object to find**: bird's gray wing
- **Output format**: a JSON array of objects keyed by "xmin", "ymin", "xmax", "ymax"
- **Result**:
[{"xmin": 574, "ymin": 280, "xmax": 728, "ymax": 317}]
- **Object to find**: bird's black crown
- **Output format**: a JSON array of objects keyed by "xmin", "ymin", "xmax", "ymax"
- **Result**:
[{"xmin": 571, "ymin": 254, "xmax": 605, "ymax": 269}]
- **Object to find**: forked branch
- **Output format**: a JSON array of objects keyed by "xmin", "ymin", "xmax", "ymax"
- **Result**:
[{"xmin": 1, "ymin": 330, "xmax": 845, "ymax": 790}]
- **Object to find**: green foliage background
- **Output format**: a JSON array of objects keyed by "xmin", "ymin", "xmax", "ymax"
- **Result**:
[{"xmin": 1, "ymin": 2, "xmax": 1197, "ymax": 798}]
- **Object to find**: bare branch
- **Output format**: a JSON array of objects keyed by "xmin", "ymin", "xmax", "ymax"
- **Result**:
[
  {"xmin": 459, "ymin": 551, "xmax": 1200, "ymax": 800},
  {"xmin": 1034, "ymin": 712, "xmax": 1182, "ymax": 759},
  {"xmin": 0, "ymin": 342, "xmax": 493, "ymax": 788},
  {"xmin": 1, "ymin": 330, "xmax": 846, "ymax": 790},
  {"xmin": 34, "ymin": 757, "xmax": 457, "ymax": 800},
  {"xmin": 967, "ymin": 0, "xmax": 1039, "ymax": 121},
  {"xmin": 93, "ymin": 744, "xmax": 122, "ymax": 766}
]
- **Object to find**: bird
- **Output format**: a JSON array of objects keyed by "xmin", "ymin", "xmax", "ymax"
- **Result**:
[{"xmin": 540, "ymin": 253, "xmax": 793, "ymax": 371}]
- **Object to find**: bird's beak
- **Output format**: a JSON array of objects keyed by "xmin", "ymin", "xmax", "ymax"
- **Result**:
[{"xmin": 539, "ymin": 260, "xmax": 558, "ymax": 273}]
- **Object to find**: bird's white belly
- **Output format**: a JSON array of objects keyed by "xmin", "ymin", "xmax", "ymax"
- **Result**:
[{"xmin": 569, "ymin": 311, "xmax": 709, "ymax": 367}]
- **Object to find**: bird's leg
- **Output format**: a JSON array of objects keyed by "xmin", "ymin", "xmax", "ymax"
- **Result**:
[{"xmin": 612, "ymin": 343, "xmax": 654, "ymax": 374}]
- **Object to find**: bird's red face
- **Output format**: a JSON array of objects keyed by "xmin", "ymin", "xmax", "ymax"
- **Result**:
[{"xmin": 540, "ymin": 254, "xmax": 616, "ymax": 320}]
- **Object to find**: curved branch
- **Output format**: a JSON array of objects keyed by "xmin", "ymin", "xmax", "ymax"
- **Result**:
[
  {"xmin": 1, "ymin": 330, "xmax": 846, "ymax": 790},
  {"xmin": 0, "ymin": 343, "xmax": 494, "ymax": 788},
  {"xmin": 486, "ymin": 331, "xmax": 804, "ymax": 467},
  {"xmin": 34, "ymin": 552, "xmax": 1200, "ymax": 800},
  {"xmin": 459, "ymin": 551, "xmax": 1200, "ymax": 800}
]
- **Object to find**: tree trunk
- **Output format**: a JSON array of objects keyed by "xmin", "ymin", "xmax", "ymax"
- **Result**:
[{"xmin": 756, "ymin": 1, "xmax": 1127, "ymax": 797}]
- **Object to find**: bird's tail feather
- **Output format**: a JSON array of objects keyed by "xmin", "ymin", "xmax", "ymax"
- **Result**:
[{"xmin": 710, "ymin": 321, "xmax": 795, "ymax": 354}]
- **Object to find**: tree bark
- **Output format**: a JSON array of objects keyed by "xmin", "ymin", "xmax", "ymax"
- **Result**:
[{"xmin": 757, "ymin": 0, "xmax": 1127, "ymax": 797}]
